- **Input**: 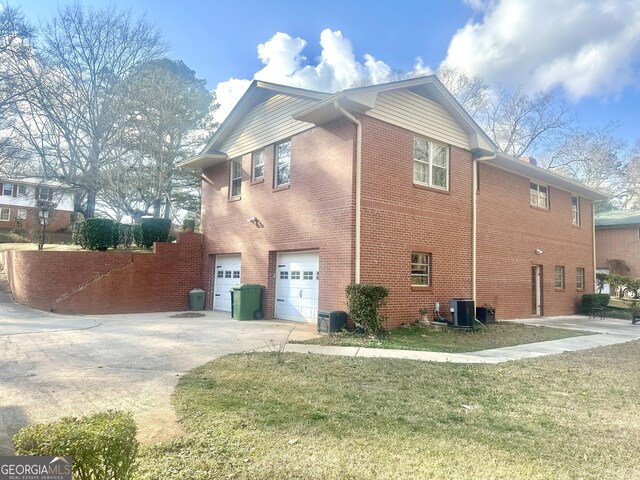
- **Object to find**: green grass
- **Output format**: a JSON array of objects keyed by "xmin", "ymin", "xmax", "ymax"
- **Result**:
[
  {"xmin": 137, "ymin": 341, "xmax": 640, "ymax": 479},
  {"xmin": 291, "ymin": 322, "xmax": 590, "ymax": 353}
]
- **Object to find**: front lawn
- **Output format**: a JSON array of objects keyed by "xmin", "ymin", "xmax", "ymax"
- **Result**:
[
  {"xmin": 137, "ymin": 341, "xmax": 640, "ymax": 479},
  {"xmin": 291, "ymin": 321, "xmax": 590, "ymax": 353}
]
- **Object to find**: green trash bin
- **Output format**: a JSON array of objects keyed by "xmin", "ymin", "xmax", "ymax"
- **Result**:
[
  {"xmin": 189, "ymin": 288, "xmax": 205, "ymax": 311},
  {"xmin": 232, "ymin": 284, "xmax": 264, "ymax": 320}
]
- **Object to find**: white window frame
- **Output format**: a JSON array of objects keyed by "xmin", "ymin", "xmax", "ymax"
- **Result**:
[
  {"xmin": 413, "ymin": 137, "xmax": 449, "ymax": 191},
  {"xmin": 229, "ymin": 158, "xmax": 242, "ymax": 198},
  {"xmin": 3, "ymin": 183, "xmax": 12, "ymax": 196},
  {"xmin": 252, "ymin": 149, "xmax": 265, "ymax": 181},
  {"xmin": 38, "ymin": 186, "xmax": 50, "ymax": 201},
  {"xmin": 530, "ymin": 182, "xmax": 549, "ymax": 209},
  {"xmin": 17, "ymin": 184, "xmax": 27, "ymax": 196},
  {"xmin": 274, "ymin": 140, "xmax": 291, "ymax": 187},
  {"xmin": 411, "ymin": 253, "xmax": 431, "ymax": 286},
  {"xmin": 0, "ymin": 208, "xmax": 10, "ymax": 221},
  {"xmin": 16, "ymin": 209, "xmax": 27, "ymax": 220},
  {"xmin": 576, "ymin": 267, "xmax": 585, "ymax": 290},
  {"xmin": 555, "ymin": 265, "xmax": 565, "ymax": 289},
  {"xmin": 572, "ymin": 195, "xmax": 580, "ymax": 226}
]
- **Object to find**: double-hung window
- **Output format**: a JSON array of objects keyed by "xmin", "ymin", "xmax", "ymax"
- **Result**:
[
  {"xmin": 576, "ymin": 267, "xmax": 585, "ymax": 290},
  {"xmin": 3, "ymin": 183, "xmax": 12, "ymax": 196},
  {"xmin": 530, "ymin": 182, "xmax": 549, "ymax": 209},
  {"xmin": 275, "ymin": 141, "xmax": 291, "ymax": 187},
  {"xmin": 411, "ymin": 253, "xmax": 431, "ymax": 286},
  {"xmin": 252, "ymin": 150, "xmax": 265, "ymax": 181},
  {"xmin": 555, "ymin": 266, "xmax": 565, "ymax": 289},
  {"xmin": 0, "ymin": 208, "xmax": 9, "ymax": 221},
  {"xmin": 229, "ymin": 159, "xmax": 242, "ymax": 198},
  {"xmin": 38, "ymin": 187, "xmax": 50, "ymax": 201},
  {"xmin": 572, "ymin": 195, "xmax": 580, "ymax": 226},
  {"xmin": 413, "ymin": 137, "xmax": 449, "ymax": 190},
  {"xmin": 17, "ymin": 184, "xmax": 26, "ymax": 196}
]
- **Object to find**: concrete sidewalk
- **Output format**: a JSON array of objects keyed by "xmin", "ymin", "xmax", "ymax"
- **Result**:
[{"xmin": 285, "ymin": 316, "xmax": 640, "ymax": 364}]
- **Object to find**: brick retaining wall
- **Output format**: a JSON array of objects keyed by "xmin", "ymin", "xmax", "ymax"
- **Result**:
[{"xmin": 1, "ymin": 233, "xmax": 204, "ymax": 314}]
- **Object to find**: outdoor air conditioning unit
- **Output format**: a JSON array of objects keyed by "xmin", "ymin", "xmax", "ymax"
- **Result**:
[{"xmin": 449, "ymin": 299, "xmax": 475, "ymax": 328}]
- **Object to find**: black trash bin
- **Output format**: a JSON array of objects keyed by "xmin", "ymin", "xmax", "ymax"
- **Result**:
[{"xmin": 476, "ymin": 305, "xmax": 496, "ymax": 324}]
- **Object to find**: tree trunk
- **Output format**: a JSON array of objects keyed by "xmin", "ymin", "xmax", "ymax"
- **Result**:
[{"xmin": 85, "ymin": 190, "xmax": 96, "ymax": 218}]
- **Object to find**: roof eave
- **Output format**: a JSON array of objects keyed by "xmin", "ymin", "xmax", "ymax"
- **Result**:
[
  {"xmin": 178, "ymin": 153, "xmax": 228, "ymax": 170},
  {"xmin": 487, "ymin": 154, "xmax": 608, "ymax": 201}
]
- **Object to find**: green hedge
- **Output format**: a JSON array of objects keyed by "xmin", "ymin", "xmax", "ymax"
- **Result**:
[
  {"xmin": 137, "ymin": 218, "xmax": 171, "ymax": 248},
  {"xmin": 580, "ymin": 294, "xmax": 610, "ymax": 314},
  {"xmin": 13, "ymin": 410, "xmax": 138, "ymax": 480},
  {"xmin": 72, "ymin": 221, "xmax": 87, "ymax": 248},
  {"xmin": 345, "ymin": 284, "xmax": 389, "ymax": 333},
  {"xmin": 83, "ymin": 218, "xmax": 117, "ymax": 251}
]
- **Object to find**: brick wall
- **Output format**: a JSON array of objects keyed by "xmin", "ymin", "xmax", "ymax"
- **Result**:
[
  {"xmin": 200, "ymin": 118, "xmax": 356, "ymax": 317},
  {"xmin": 595, "ymin": 226, "xmax": 640, "ymax": 276},
  {"xmin": 0, "ymin": 205, "xmax": 72, "ymax": 232},
  {"xmin": 359, "ymin": 116, "xmax": 473, "ymax": 328},
  {"xmin": 477, "ymin": 163, "xmax": 594, "ymax": 318},
  {"xmin": 1, "ymin": 233, "xmax": 203, "ymax": 314}
]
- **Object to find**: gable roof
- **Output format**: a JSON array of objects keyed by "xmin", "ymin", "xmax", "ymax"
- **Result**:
[
  {"xmin": 178, "ymin": 81, "xmax": 329, "ymax": 169},
  {"xmin": 293, "ymin": 75, "xmax": 497, "ymax": 152},
  {"xmin": 595, "ymin": 210, "xmax": 640, "ymax": 227}
]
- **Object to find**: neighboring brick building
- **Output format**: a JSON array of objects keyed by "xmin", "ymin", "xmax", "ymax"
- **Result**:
[
  {"xmin": 595, "ymin": 210, "xmax": 640, "ymax": 297},
  {"xmin": 180, "ymin": 77, "xmax": 606, "ymax": 327},
  {"xmin": 0, "ymin": 178, "xmax": 74, "ymax": 232}
]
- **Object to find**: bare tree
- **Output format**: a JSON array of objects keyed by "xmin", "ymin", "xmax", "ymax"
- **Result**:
[
  {"xmin": 0, "ymin": 6, "xmax": 35, "ymax": 171},
  {"xmin": 476, "ymin": 86, "xmax": 571, "ymax": 157},
  {"xmin": 33, "ymin": 198, "xmax": 57, "ymax": 251},
  {"xmin": 14, "ymin": 3, "xmax": 166, "ymax": 218},
  {"xmin": 436, "ymin": 66, "xmax": 489, "ymax": 118},
  {"xmin": 542, "ymin": 123, "xmax": 627, "ymax": 202},
  {"xmin": 99, "ymin": 58, "xmax": 214, "ymax": 222}
]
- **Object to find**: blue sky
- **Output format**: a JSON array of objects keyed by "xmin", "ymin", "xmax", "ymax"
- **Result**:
[{"xmin": 12, "ymin": 0, "xmax": 640, "ymax": 143}]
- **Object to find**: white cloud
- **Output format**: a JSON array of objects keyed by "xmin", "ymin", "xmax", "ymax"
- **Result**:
[
  {"xmin": 443, "ymin": 0, "xmax": 640, "ymax": 99},
  {"xmin": 213, "ymin": 29, "xmax": 395, "ymax": 123}
]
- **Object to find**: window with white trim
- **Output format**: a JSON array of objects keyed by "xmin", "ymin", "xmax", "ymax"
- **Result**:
[
  {"xmin": 3, "ymin": 183, "xmax": 12, "ymax": 196},
  {"xmin": 411, "ymin": 253, "xmax": 431, "ymax": 286},
  {"xmin": 38, "ymin": 186, "xmax": 50, "ymax": 201},
  {"xmin": 530, "ymin": 182, "xmax": 549, "ymax": 209},
  {"xmin": 555, "ymin": 266, "xmax": 565, "ymax": 289},
  {"xmin": 275, "ymin": 141, "xmax": 291, "ymax": 187},
  {"xmin": 16, "ymin": 209, "xmax": 27, "ymax": 220},
  {"xmin": 572, "ymin": 195, "xmax": 580, "ymax": 226},
  {"xmin": 0, "ymin": 208, "xmax": 9, "ymax": 221},
  {"xmin": 252, "ymin": 149, "xmax": 265, "ymax": 181},
  {"xmin": 413, "ymin": 137, "xmax": 449, "ymax": 190},
  {"xmin": 576, "ymin": 267, "xmax": 585, "ymax": 290},
  {"xmin": 229, "ymin": 158, "xmax": 242, "ymax": 198},
  {"xmin": 17, "ymin": 184, "xmax": 26, "ymax": 196}
]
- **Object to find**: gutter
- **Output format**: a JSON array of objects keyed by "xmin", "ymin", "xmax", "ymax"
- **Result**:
[
  {"xmin": 334, "ymin": 101, "xmax": 362, "ymax": 283},
  {"xmin": 592, "ymin": 204, "xmax": 597, "ymax": 291},
  {"xmin": 472, "ymin": 153, "xmax": 497, "ymax": 302}
]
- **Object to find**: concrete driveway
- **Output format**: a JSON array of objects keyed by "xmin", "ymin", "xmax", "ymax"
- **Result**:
[{"xmin": 0, "ymin": 299, "xmax": 316, "ymax": 454}]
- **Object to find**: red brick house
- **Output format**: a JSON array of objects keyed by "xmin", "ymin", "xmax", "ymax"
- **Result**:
[
  {"xmin": 0, "ymin": 178, "xmax": 74, "ymax": 232},
  {"xmin": 180, "ymin": 77, "xmax": 606, "ymax": 327},
  {"xmin": 595, "ymin": 210, "xmax": 640, "ymax": 297}
]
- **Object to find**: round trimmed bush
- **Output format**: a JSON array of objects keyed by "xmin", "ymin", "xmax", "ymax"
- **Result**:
[{"xmin": 84, "ymin": 218, "xmax": 117, "ymax": 251}]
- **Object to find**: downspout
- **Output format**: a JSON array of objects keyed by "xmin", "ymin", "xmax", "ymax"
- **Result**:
[
  {"xmin": 335, "ymin": 101, "xmax": 362, "ymax": 283},
  {"xmin": 592, "ymin": 202, "xmax": 597, "ymax": 292},
  {"xmin": 473, "ymin": 153, "xmax": 497, "ymax": 302}
]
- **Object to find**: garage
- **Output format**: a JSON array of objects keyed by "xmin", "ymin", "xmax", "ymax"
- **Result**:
[
  {"xmin": 276, "ymin": 251, "xmax": 319, "ymax": 322},
  {"xmin": 213, "ymin": 254, "xmax": 241, "ymax": 312}
]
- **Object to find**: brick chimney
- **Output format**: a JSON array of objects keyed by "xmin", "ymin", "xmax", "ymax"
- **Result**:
[{"xmin": 521, "ymin": 156, "xmax": 537, "ymax": 166}]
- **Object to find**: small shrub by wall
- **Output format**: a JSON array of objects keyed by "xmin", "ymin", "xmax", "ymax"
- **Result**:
[
  {"xmin": 14, "ymin": 410, "xmax": 138, "ymax": 480},
  {"xmin": 138, "ymin": 218, "xmax": 171, "ymax": 248}
]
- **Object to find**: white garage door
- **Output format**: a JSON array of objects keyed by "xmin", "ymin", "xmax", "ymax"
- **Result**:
[
  {"xmin": 213, "ymin": 254, "xmax": 241, "ymax": 312},
  {"xmin": 276, "ymin": 251, "xmax": 319, "ymax": 323}
]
